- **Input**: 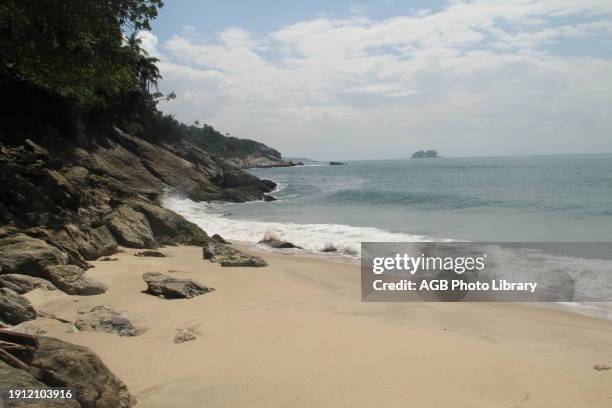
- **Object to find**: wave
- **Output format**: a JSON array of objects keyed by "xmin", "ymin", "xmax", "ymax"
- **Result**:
[{"xmin": 162, "ymin": 193, "xmax": 436, "ymax": 258}]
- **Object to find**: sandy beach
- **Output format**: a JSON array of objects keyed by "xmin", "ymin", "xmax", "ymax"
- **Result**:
[{"xmin": 23, "ymin": 244, "xmax": 612, "ymax": 408}]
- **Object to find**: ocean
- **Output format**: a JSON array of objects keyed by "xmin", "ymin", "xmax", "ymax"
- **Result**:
[
  {"xmin": 165, "ymin": 154, "xmax": 612, "ymax": 249},
  {"xmin": 163, "ymin": 154, "xmax": 612, "ymax": 318}
]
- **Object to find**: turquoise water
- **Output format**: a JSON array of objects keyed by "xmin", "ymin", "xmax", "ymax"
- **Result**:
[{"xmin": 240, "ymin": 154, "xmax": 612, "ymax": 242}]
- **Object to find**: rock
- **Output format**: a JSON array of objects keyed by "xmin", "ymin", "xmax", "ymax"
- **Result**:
[
  {"xmin": 134, "ymin": 250, "xmax": 166, "ymax": 257},
  {"xmin": 210, "ymin": 244, "xmax": 268, "ymax": 267},
  {"xmin": 99, "ymin": 256, "xmax": 118, "ymax": 261},
  {"xmin": 594, "ymin": 364, "xmax": 611, "ymax": 371},
  {"xmin": 262, "ymin": 194, "xmax": 277, "ymax": 202},
  {"xmin": 174, "ymin": 328, "xmax": 199, "ymax": 344},
  {"xmin": 211, "ymin": 234, "xmax": 227, "ymax": 244},
  {"xmin": 131, "ymin": 202, "xmax": 209, "ymax": 246},
  {"xmin": 106, "ymin": 205, "xmax": 157, "ymax": 249},
  {"xmin": 202, "ymin": 243, "xmax": 215, "ymax": 260},
  {"xmin": 75, "ymin": 305, "xmax": 141, "ymax": 337},
  {"xmin": 329, "ymin": 161, "xmax": 346, "ymax": 165},
  {"xmin": 259, "ymin": 237, "xmax": 302, "ymax": 249},
  {"xmin": 0, "ymin": 274, "xmax": 57, "ymax": 294},
  {"xmin": 10, "ymin": 321, "xmax": 48, "ymax": 335},
  {"xmin": 0, "ymin": 234, "xmax": 68, "ymax": 277},
  {"xmin": 320, "ymin": 243, "xmax": 338, "ymax": 252},
  {"xmin": 143, "ymin": 272, "xmax": 214, "ymax": 299},
  {"xmin": 0, "ymin": 361, "xmax": 81, "ymax": 407},
  {"xmin": 0, "ymin": 288, "xmax": 37, "ymax": 324},
  {"xmin": 30, "ymin": 336, "xmax": 136, "ymax": 407},
  {"xmin": 45, "ymin": 265, "xmax": 107, "ymax": 296}
]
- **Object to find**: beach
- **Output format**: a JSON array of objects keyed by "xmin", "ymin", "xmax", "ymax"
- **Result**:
[{"xmin": 23, "ymin": 244, "xmax": 612, "ymax": 408}]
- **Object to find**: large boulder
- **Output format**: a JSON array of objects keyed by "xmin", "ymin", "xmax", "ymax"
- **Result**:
[
  {"xmin": 45, "ymin": 265, "xmax": 107, "ymax": 296},
  {"xmin": 0, "ymin": 287, "xmax": 37, "ymax": 324},
  {"xmin": 207, "ymin": 244, "xmax": 268, "ymax": 267},
  {"xmin": 75, "ymin": 305, "xmax": 141, "ymax": 337},
  {"xmin": 131, "ymin": 201, "xmax": 209, "ymax": 246},
  {"xmin": 0, "ymin": 361, "xmax": 80, "ymax": 407},
  {"xmin": 105, "ymin": 205, "xmax": 156, "ymax": 249},
  {"xmin": 30, "ymin": 336, "xmax": 136, "ymax": 408},
  {"xmin": 0, "ymin": 274, "xmax": 57, "ymax": 294},
  {"xmin": 0, "ymin": 234, "xmax": 68, "ymax": 277},
  {"xmin": 142, "ymin": 272, "xmax": 214, "ymax": 299}
]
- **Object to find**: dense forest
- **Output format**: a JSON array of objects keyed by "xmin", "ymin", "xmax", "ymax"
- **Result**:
[{"xmin": 0, "ymin": 0, "xmax": 277, "ymax": 160}]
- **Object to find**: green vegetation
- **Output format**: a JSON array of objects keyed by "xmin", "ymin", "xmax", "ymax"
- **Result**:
[{"xmin": 0, "ymin": 0, "xmax": 278, "ymax": 161}]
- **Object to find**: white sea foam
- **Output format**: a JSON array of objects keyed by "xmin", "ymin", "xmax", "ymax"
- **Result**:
[
  {"xmin": 162, "ymin": 193, "xmax": 612, "ymax": 322},
  {"xmin": 162, "ymin": 193, "xmax": 432, "ymax": 258}
]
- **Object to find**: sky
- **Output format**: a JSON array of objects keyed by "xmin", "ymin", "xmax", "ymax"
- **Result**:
[{"xmin": 140, "ymin": 0, "xmax": 612, "ymax": 160}]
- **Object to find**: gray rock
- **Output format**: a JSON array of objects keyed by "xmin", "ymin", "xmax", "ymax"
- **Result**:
[
  {"xmin": 10, "ymin": 321, "xmax": 48, "ymax": 335},
  {"xmin": 0, "ymin": 361, "xmax": 81, "ymax": 407},
  {"xmin": 174, "ymin": 328, "xmax": 199, "ymax": 344},
  {"xmin": 45, "ymin": 265, "xmax": 107, "ymax": 296},
  {"xmin": 0, "ymin": 234, "xmax": 68, "ymax": 277},
  {"xmin": 211, "ymin": 234, "xmax": 227, "ymax": 244},
  {"xmin": 106, "ymin": 205, "xmax": 157, "ymax": 249},
  {"xmin": 0, "ymin": 287, "xmax": 37, "ymax": 324},
  {"xmin": 75, "ymin": 305, "xmax": 141, "ymax": 337},
  {"xmin": 0, "ymin": 274, "xmax": 57, "ymax": 294},
  {"xmin": 134, "ymin": 250, "xmax": 166, "ymax": 257},
  {"xmin": 208, "ymin": 244, "xmax": 268, "ymax": 267},
  {"xmin": 259, "ymin": 238, "xmax": 302, "ymax": 249},
  {"xmin": 131, "ymin": 201, "xmax": 209, "ymax": 246},
  {"xmin": 31, "ymin": 336, "xmax": 136, "ymax": 407},
  {"xmin": 143, "ymin": 272, "xmax": 214, "ymax": 299},
  {"xmin": 202, "ymin": 243, "xmax": 215, "ymax": 260}
]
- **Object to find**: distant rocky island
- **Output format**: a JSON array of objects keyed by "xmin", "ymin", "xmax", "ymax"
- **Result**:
[
  {"xmin": 329, "ymin": 161, "xmax": 347, "ymax": 165},
  {"xmin": 411, "ymin": 150, "xmax": 440, "ymax": 159}
]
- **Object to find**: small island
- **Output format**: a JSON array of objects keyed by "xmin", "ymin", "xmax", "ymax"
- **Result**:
[
  {"xmin": 411, "ymin": 150, "xmax": 439, "ymax": 159},
  {"xmin": 329, "ymin": 161, "xmax": 347, "ymax": 165}
]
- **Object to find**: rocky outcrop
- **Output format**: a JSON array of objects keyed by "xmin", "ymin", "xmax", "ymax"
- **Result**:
[
  {"xmin": 0, "ymin": 361, "xmax": 81, "ymax": 407},
  {"xmin": 0, "ymin": 274, "xmax": 57, "ymax": 294},
  {"xmin": 30, "ymin": 336, "xmax": 136, "ymax": 407},
  {"xmin": 143, "ymin": 272, "xmax": 214, "ymax": 299},
  {"xmin": 205, "ymin": 244, "xmax": 268, "ymax": 267},
  {"xmin": 106, "ymin": 205, "xmax": 157, "ymax": 249},
  {"xmin": 0, "ymin": 288, "xmax": 37, "ymax": 324},
  {"xmin": 0, "ymin": 234, "xmax": 68, "ymax": 277},
  {"xmin": 45, "ymin": 265, "xmax": 107, "ymax": 296},
  {"xmin": 75, "ymin": 305, "xmax": 141, "ymax": 337},
  {"xmin": 225, "ymin": 154, "xmax": 298, "ymax": 169}
]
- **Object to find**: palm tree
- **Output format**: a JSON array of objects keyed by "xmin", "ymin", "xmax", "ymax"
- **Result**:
[{"xmin": 126, "ymin": 32, "xmax": 162, "ymax": 92}]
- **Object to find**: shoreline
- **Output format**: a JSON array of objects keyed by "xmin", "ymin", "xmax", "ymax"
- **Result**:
[{"xmin": 22, "ymin": 243, "xmax": 612, "ymax": 408}]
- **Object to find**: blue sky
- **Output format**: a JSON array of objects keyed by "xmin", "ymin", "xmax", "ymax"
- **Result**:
[{"xmin": 140, "ymin": 0, "xmax": 612, "ymax": 160}]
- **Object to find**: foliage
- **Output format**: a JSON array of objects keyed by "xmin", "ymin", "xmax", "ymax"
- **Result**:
[{"xmin": 0, "ymin": 0, "xmax": 163, "ymax": 109}]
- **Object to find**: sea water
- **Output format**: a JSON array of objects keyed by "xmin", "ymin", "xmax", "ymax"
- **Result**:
[{"xmin": 163, "ymin": 154, "xmax": 612, "ymax": 319}]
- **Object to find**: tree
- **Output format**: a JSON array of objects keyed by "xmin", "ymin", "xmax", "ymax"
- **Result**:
[{"xmin": 0, "ymin": 0, "xmax": 164, "ymax": 109}]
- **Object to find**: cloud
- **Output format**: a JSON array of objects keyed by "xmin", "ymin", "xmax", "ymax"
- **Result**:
[{"xmin": 152, "ymin": 0, "xmax": 612, "ymax": 159}]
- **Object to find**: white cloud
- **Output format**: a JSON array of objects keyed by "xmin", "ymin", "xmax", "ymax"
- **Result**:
[{"xmin": 153, "ymin": 0, "xmax": 612, "ymax": 159}]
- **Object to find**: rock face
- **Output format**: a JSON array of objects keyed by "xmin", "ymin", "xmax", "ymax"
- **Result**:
[
  {"xmin": 30, "ymin": 336, "xmax": 136, "ymax": 408},
  {"xmin": 45, "ymin": 265, "xmax": 107, "ymax": 296},
  {"xmin": 203, "ymin": 243, "xmax": 268, "ymax": 267},
  {"xmin": 75, "ymin": 305, "xmax": 141, "ymax": 337},
  {"xmin": 0, "ymin": 361, "xmax": 81, "ymax": 407},
  {"xmin": 0, "ymin": 234, "xmax": 68, "ymax": 277},
  {"xmin": 106, "ymin": 205, "xmax": 157, "ymax": 249},
  {"xmin": 0, "ymin": 273, "xmax": 57, "ymax": 294},
  {"xmin": 0, "ymin": 287, "xmax": 37, "ymax": 324},
  {"xmin": 143, "ymin": 272, "xmax": 214, "ymax": 299}
]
